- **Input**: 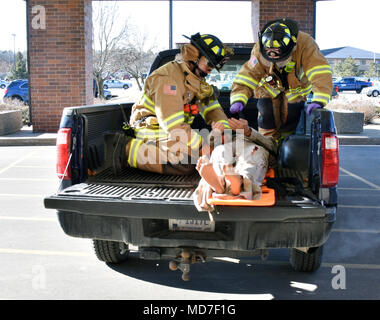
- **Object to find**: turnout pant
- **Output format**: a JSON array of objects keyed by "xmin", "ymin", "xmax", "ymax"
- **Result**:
[
  {"xmin": 257, "ymin": 96, "xmax": 305, "ymax": 140},
  {"xmin": 125, "ymin": 136, "xmax": 197, "ymax": 175}
]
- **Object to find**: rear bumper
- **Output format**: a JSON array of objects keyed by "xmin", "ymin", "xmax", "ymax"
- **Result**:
[{"xmin": 45, "ymin": 195, "xmax": 336, "ymax": 251}]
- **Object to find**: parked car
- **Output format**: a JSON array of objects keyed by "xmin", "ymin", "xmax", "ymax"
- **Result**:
[
  {"xmin": 3, "ymin": 79, "xmax": 29, "ymax": 104},
  {"xmin": 333, "ymin": 77, "xmax": 372, "ymax": 93},
  {"xmin": 4, "ymin": 79, "xmax": 113, "ymax": 105},
  {"xmin": 215, "ymin": 79, "xmax": 233, "ymax": 92},
  {"xmin": 104, "ymin": 89, "xmax": 115, "ymax": 100},
  {"xmin": 0, "ymin": 79, "xmax": 9, "ymax": 89},
  {"xmin": 93, "ymin": 79, "xmax": 115, "ymax": 100},
  {"xmin": 364, "ymin": 84, "xmax": 380, "ymax": 97},
  {"xmin": 103, "ymin": 79, "xmax": 132, "ymax": 90}
]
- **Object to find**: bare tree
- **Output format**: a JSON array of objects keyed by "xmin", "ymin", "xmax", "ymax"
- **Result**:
[
  {"xmin": 0, "ymin": 50, "xmax": 14, "ymax": 79},
  {"xmin": 92, "ymin": 2, "xmax": 129, "ymax": 98},
  {"xmin": 113, "ymin": 28, "xmax": 157, "ymax": 91}
]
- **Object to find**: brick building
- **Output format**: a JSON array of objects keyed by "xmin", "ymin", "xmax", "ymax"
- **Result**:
[{"xmin": 27, "ymin": 0, "xmax": 327, "ymax": 133}]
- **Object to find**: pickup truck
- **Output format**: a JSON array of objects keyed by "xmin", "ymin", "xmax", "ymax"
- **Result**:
[
  {"xmin": 44, "ymin": 48, "xmax": 339, "ymax": 281},
  {"xmin": 333, "ymin": 77, "xmax": 372, "ymax": 93}
]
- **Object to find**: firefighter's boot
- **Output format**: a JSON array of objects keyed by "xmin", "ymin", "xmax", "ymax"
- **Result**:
[{"xmin": 104, "ymin": 132, "xmax": 131, "ymax": 176}]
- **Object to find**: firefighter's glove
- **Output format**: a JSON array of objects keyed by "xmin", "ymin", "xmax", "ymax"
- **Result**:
[
  {"xmin": 307, "ymin": 102, "xmax": 322, "ymax": 115},
  {"xmin": 230, "ymin": 102, "xmax": 244, "ymax": 114}
]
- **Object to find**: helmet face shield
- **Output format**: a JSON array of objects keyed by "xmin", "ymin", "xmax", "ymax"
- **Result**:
[
  {"xmin": 259, "ymin": 19, "xmax": 298, "ymax": 62},
  {"xmin": 263, "ymin": 48, "xmax": 282, "ymax": 60}
]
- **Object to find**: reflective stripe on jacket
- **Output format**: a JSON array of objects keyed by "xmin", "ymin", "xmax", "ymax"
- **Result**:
[
  {"xmin": 130, "ymin": 60, "xmax": 230, "ymax": 151},
  {"xmin": 231, "ymin": 31, "xmax": 333, "ymax": 107}
]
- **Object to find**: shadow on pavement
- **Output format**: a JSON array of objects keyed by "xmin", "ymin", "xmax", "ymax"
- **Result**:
[{"xmin": 106, "ymin": 249, "xmax": 343, "ymax": 300}]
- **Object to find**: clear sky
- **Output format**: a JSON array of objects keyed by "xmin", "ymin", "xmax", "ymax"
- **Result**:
[{"xmin": 1, "ymin": 0, "xmax": 380, "ymax": 54}]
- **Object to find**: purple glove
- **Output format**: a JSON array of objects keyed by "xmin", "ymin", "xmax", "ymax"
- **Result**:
[
  {"xmin": 230, "ymin": 102, "xmax": 244, "ymax": 114},
  {"xmin": 307, "ymin": 102, "xmax": 322, "ymax": 115}
]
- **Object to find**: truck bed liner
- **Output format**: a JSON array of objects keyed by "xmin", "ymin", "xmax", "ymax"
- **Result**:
[{"xmin": 87, "ymin": 167, "xmax": 200, "ymax": 188}]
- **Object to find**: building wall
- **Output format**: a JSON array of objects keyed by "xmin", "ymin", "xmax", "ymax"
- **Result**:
[
  {"xmin": 257, "ymin": 0, "xmax": 315, "ymax": 36},
  {"xmin": 27, "ymin": 0, "xmax": 316, "ymax": 132},
  {"xmin": 27, "ymin": 0, "xmax": 93, "ymax": 133}
]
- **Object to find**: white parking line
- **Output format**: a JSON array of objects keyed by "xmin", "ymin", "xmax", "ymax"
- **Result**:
[
  {"xmin": 333, "ymin": 228, "xmax": 380, "ymax": 234},
  {"xmin": 0, "ymin": 248, "xmax": 92, "ymax": 257},
  {"xmin": 339, "ymin": 167, "xmax": 380, "ymax": 190},
  {"xmin": 338, "ymin": 187, "xmax": 380, "ymax": 191},
  {"xmin": 0, "ymin": 216, "xmax": 56, "ymax": 222},
  {"xmin": 339, "ymin": 205, "xmax": 380, "ymax": 210},
  {"xmin": 0, "ymin": 178, "xmax": 56, "ymax": 182},
  {"xmin": 243, "ymin": 259, "xmax": 380, "ymax": 270},
  {"xmin": 341, "ymin": 145, "xmax": 380, "ymax": 147},
  {"xmin": 321, "ymin": 262, "xmax": 380, "ymax": 270},
  {"xmin": 0, "ymin": 193, "xmax": 44, "ymax": 198},
  {"xmin": 0, "ymin": 149, "xmax": 41, "ymax": 176},
  {"xmin": 13, "ymin": 165, "xmax": 55, "ymax": 169}
]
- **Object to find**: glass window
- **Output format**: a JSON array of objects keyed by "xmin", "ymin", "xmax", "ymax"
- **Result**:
[{"xmin": 206, "ymin": 58, "xmax": 247, "ymax": 92}]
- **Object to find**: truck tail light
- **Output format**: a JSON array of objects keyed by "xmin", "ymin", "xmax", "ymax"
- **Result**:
[
  {"xmin": 321, "ymin": 132, "xmax": 339, "ymax": 187},
  {"xmin": 4, "ymin": 88, "xmax": 8, "ymax": 95},
  {"xmin": 56, "ymin": 128, "xmax": 72, "ymax": 180}
]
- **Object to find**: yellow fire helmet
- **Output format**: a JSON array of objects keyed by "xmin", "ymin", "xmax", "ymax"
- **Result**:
[
  {"xmin": 259, "ymin": 18, "xmax": 299, "ymax": 62},
  {"xmin": 183, "ymin": 33, "xmax": 234, "ymax": 71}
]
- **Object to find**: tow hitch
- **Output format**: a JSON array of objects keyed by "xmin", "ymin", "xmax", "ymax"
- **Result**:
[{"xmin": 169, "ymin": 248, "xmax": 206, "ymax": 281}]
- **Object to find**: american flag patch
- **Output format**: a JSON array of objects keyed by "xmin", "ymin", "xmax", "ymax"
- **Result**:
[
  {"xmin": 163, "ymin": 84, "xmax": 177, "ymax": 95},
  {"xmin": 249, "ymin": 55, "xmax": 258, "ymax": 68}
]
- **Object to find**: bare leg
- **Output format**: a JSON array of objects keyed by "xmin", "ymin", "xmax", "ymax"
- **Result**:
[
  {"xmin": 223, "ymin": 164, "xmax": 242, "ymax": 196},
  {"xmin": 196, "ymin": 156, "xmax": 225, "ymax": 194}
]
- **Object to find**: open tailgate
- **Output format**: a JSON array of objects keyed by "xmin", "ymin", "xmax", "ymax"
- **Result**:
[{"xmin": 44, "ymin": 167, "xmax": 328, "ymax": 222}]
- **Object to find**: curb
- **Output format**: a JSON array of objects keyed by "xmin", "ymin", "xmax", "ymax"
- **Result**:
[
  {"xmin": 338, "ymin": 136, "xmax": 380, "ymax": 145},
  {"xmin": 0, "ymin": 138, "xmax": 56, "ymax": 146}
]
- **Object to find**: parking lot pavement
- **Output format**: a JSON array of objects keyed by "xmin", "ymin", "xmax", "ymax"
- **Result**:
[{"xmin": 0, "ymin": 145, "xmax": 380, "ymax": 300}]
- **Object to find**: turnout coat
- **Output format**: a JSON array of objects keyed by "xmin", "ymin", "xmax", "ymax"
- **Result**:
[
  {"xmin": 127, "ymin": 44, "xmax": 230, "ymax": 174},
  {"xmin": 230, "ymin": 31, "xmax": 333, "ymax": 135}
]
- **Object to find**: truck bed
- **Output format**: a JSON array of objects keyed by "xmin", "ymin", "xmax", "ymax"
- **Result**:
[
  {"xmin": 46, "ymin": 169, "xmax": 334, "ymax": 251},
  {"xmin": 44, "ymin": 102, "xmax": 338, "ymax": 251},
  {"xmin": 46, "ymin": 163, "xmax": 334, "ymax": 242}
]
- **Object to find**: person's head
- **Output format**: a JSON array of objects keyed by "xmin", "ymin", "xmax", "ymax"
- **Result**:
[
  {"xmin": 183, "ymin": 33, "xmax": 233, "ymax": 77},
  {"xmin": 259, "ymin": 18, "xmax": 298, "ymax": 63}
]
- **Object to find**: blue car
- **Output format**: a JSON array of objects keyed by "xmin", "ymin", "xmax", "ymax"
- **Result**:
[
  {"xmin": 4, "ymin": 79, "xmax": 114, "ymax": 105},
  {"xmin": 3, "ymin": 79, "xmax": 29, "ymax": 104}
]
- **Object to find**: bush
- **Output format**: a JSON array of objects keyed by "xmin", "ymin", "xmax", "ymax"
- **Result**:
[
  {"xmin": 326, "ymin": 97, "xmax": 380, "ymax": 124},
  {"xmin": 0, "ymin": 100, "xmax": 30, "ymax": 125}
]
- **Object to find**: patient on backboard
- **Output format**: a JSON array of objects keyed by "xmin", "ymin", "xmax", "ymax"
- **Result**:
[{"xmin": 193, "ymin": 118, "xmax": 277, "ymax": 212}]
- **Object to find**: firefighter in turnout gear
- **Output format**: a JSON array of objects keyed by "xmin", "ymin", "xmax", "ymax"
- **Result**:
[
  {"xmin": 230, "ymin": 19, "xmax": 333, "ymax": 140},
  {"xmin": 105, "ymin": 33, "xmax": 234, "ymax": 176}
]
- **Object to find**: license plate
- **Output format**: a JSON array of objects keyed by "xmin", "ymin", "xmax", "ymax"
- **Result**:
[{"xmin": 169, "ymin": 219, "xmax": 215, "ymax": 232}]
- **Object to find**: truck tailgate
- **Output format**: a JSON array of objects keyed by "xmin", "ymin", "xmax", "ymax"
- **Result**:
[{"xmin": 45, "ymin": 168, "xmax": 328, "ymax": 222}]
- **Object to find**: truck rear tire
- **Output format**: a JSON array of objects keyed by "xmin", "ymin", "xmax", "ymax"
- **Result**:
[
  {"xmin": 93, "ymin": 240, "xmax": 129, "ymax": 263},
  {"xmin": 356, "ymin": 88, "xmax": 362, "ymax": 93},
  {"xmin": 289, "ymin": 246, "xmax": 323, "ymax": 272}
]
